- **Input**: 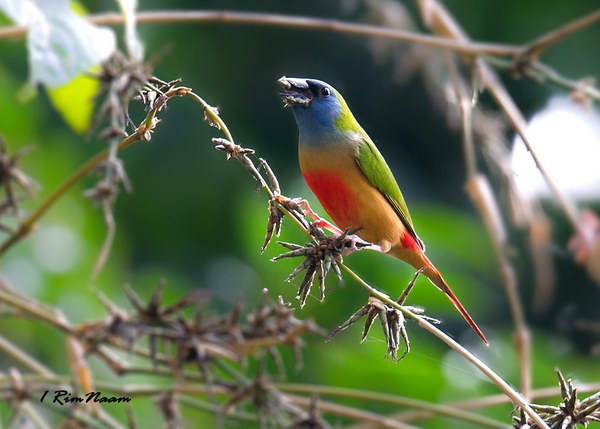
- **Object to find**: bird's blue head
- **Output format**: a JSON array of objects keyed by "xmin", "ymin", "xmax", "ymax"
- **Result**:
[{"xmin": 278, "ymin": 77, "xmax": 357, "ymax": 143}]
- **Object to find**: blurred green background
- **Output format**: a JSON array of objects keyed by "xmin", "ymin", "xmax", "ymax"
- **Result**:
[{"xmin": 1, "ymin": 0, "xmax": 599, "ymax": 427}]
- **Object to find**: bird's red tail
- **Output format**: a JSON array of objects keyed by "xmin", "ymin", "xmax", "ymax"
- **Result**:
[{"xmin": 421, "ymin": 254, "xmax": 488, "ymax": 345}]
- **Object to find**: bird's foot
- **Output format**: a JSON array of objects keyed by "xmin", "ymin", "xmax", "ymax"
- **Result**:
[
  {"xmin": 296, "ymin": 199, "xmax": 343, "ymax": 234},
  {"xmin": 311, "ymin": 218, "xmax": 344, "ymax": 235},
  {"xmin": 335, "ymin": 231, "xmax": 382, "ymax": 256},
  {"xmin": 309, "ymin": 226, "xmax": 380, "ymax": 256}
]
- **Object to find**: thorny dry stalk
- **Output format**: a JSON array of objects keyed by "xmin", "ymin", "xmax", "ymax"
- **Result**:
[
  {"xmin": 0, "ymin": 283, "xmax": 331, "ymax": 427},
  {"xmin": 325, "ymin": 270, "xmax": 438, "ymax": 361},
  {"xmin": 517, "ymin": 9, "xmax": 600, "ymax": 60},
  {"xmin": 280, "ymin": 384, "xmax": 507, "ymax": 429},
  {"xmin": 416, "ymin": 0, "xmax": 584, "ymax": 235},
  {"xmin": 353, "ymin": 375, "xmax": 600, "ymax": 427},
  {"xmin": 445, "ymin": 52, "xmax": 532, "ymax": 400},
  {"xmin": 0, "ymin": 8, "xmax": 598, "ymax": 101},
  {"xmin": 0, "ymin": 82, "xmax": 417, "ymax": 425},
  {"xmin": 339, "ymin": 265, "xmax": 550, "ymax": 428},
  {"xmin": 0, "ymin": 87, "xmax": 592, "ymax": 427},
  {"xmin": 87, "ymin": 53, "xmax": 151, "ymax": 283},
  {"xmin": 0, "ymin": 10, "xmax": 521, "ymax": 56},
  {"xmin": 513, "ymin": 370, "xmax": 600, "ymax": 428}
]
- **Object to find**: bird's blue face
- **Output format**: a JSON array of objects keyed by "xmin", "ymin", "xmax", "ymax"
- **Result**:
[{"xmin": 278, "ymin": 77, "xmax": 342, "ymax": 142}]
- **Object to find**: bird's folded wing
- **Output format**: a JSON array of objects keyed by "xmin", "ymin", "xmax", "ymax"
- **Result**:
[{"xmin": 355, "ymin": 135, "xmax": 425, "ymax": 251}]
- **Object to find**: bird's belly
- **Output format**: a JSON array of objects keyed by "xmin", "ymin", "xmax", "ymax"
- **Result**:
[{"xmin": 302, "ymin": 168, "xmax": 405, "ymax": 247}]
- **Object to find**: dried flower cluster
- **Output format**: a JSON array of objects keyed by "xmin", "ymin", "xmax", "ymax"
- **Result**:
[
  {"xmin": 79, "ymin": 284, "xmax": 323, "ymax": 377},
  {"xmin": 514, "ymin": 370, "xmax": 600, "ymax": 428},
  {"xmin": 0, "ymin": 138, "xmax": 36, "ymax": 228},
  {"xmin": 92, "ymin": 52, "xmax": 151, "ymax": 140},
  {"xmin": 272, "ymin": 226, "xmax": 376, "ymax": 307},
  {"xmin": 0, "ymin": 282, "xmax": 327, "ymax": 428},
  {"xmin": 325, "ymin": 270, "xmax": 439, "ymax": 360}
]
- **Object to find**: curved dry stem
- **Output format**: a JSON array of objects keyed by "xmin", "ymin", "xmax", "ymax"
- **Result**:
[
  {"xmin": 388, "ymin": 382, "xmax": 600, "ymax": 423},
  {"xmin": 185, "ymin": 91, "xmax": 313, "ymax": 238},
  {"xmin": 0, "ymin": 10, "xmax": 519, "ymax": 56},
  {"xmin": 0, "ymin": 335, "xmax": 54, "ymax": 377},
  {"xmin": 520, "ymin": 9, "xmax": 600, "ymax": 58},
  {"xmin": 278, "ymin": 383, "xmax": 507, "ymax": 428},
  {"xmin": 446, "ymin": 53, "xmax": 532, "ymax": 400},
  {"xmin": 416, "ymin": 0, "xmax": 583, "ymax": 236},
  {"xmin": 0, "ymin": 290, "xmax": 73, "ymax": 334}
]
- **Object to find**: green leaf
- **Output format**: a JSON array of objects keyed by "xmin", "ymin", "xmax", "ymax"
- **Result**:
[
  {"xmin": 0, "ymin": 0, "xmax": 115, "ymax": 88},
  {"xmin": 47, "ymin": 69, "xmax": 98, "ymax": 133}
]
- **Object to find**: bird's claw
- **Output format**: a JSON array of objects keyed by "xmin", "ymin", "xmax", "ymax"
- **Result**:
[
  {"xmin": 307, "ymin": 225, "xmax": 379, "ymax": 255},
  {"xmin": 292, "ymin": 199, "xmax": 344, "ymax": 234},
  {"xmin": 336, "ymin": 232, "xmax": 382, "ymax": 256},
  {"xmin": 310, "ymin": 218, "xmax": 343, "ymax": 235}
]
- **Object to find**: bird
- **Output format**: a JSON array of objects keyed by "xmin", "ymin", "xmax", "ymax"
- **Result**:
[{"xmin": 278, "ymin": 76, "xmax": 487, "ymax": 344}]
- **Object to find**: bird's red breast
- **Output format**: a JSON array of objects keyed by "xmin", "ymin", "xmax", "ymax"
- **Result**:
[
  {"xmin": 302, "ymin": 169, "xmax": 359, "ymax": 230},
  {"xmin": 299, "ymin": 146, "xmax": 408, "ymax": 249}
]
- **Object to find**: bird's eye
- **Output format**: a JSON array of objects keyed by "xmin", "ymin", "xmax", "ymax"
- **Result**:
[{"xmin": 320, "ymin": 87, "xmax": 331, "ymax": 97}]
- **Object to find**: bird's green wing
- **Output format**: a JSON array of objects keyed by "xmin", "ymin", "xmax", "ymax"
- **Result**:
[{"xmin": 355, "ymin": 135, "xmax": 424, "ymax": 250}]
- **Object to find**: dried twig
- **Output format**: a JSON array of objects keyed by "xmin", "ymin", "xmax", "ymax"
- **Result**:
[
  {"xmin": 0, "ymin": 11, "xmax": 521, "ymax": 56},
  {"xmin": 444, "ymin": 51, "xmax": 532, "ymax": 400},
  {"xmin": 517, "ymin": 9, "xmax": 600, "ymax": 61},
  {"xmin": 418, "ymin": 0, "xmax": 583, "ymax": 236}
]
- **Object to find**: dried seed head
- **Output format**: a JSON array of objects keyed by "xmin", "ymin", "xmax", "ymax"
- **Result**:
[
  {"xmin": 272, "ymin": 229, "xmax": 380, "ymax": 308},
  {"xmin": 514, "ymin": 370, "xmax": 600, "ymax": 428}
]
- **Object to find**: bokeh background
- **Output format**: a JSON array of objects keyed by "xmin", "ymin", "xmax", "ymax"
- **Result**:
[{"xmin": 1, "ymin": 0, "xmax": 599, "ymax": 427}]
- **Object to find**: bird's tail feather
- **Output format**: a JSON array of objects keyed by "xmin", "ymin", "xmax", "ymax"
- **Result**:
[{"xmin": 421, "ymin": 254, "xmax": 488, "ymax": 345}]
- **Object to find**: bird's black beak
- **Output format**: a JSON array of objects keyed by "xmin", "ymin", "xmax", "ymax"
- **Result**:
[{"xmin": 278, "ymin": 77, "xmax": 312, "ymax": 107}]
